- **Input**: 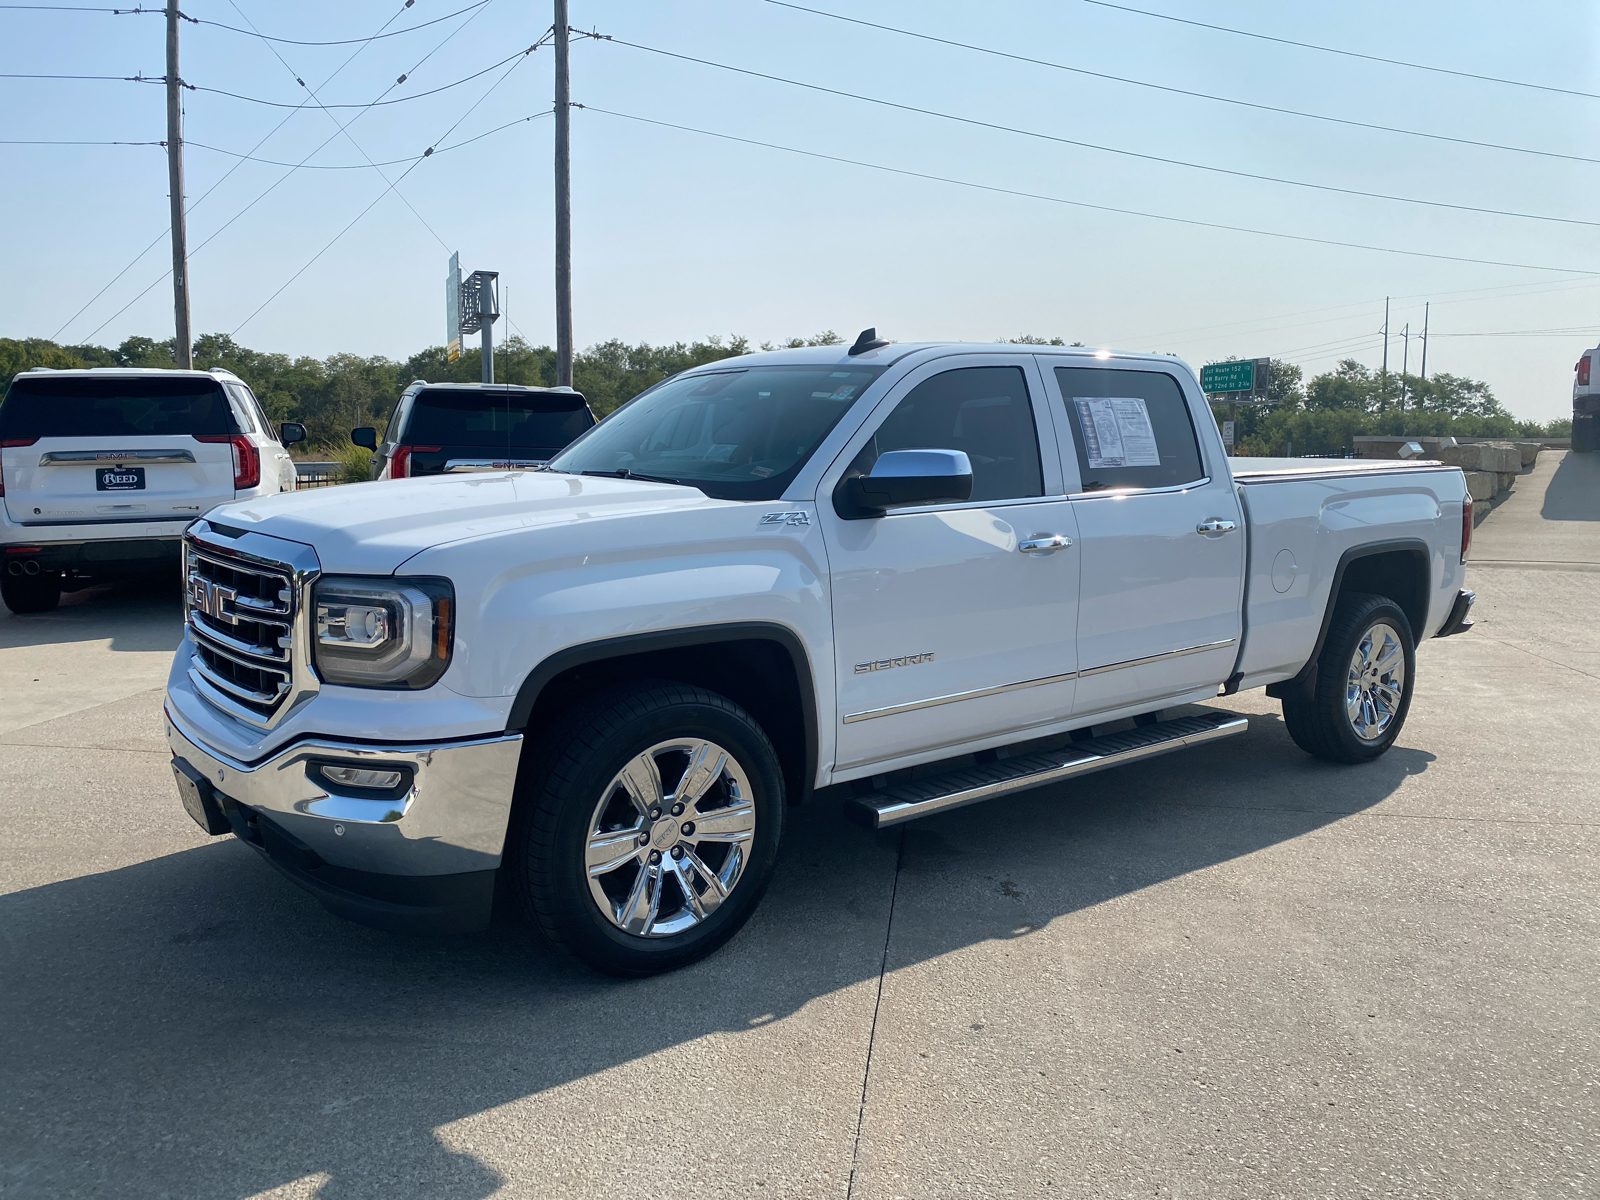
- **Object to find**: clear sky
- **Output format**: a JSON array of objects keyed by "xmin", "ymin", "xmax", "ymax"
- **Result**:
[{"xmin": 3, "ymin": 0, "xmax": 1596, "ymax": 422}]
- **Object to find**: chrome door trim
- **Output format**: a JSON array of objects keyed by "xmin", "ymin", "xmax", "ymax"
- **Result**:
[
  {"xmin": 842, "ymin": 669, "xmax": 1079, "ymax": 724},
  {"xmin": 1077, "ymin": 638, "xmax": 1236, "ymax": 678},
  {"xmin": 1067, "ymin": 477, "xmax": 1211, "ymax": 501},
  {"xmin": 38, "ymin": 449, "xmax": 197, "ymax": 465},
  {"xmin": 841, "ymin": 636, "xmax": 1239, "ymax": 724}
]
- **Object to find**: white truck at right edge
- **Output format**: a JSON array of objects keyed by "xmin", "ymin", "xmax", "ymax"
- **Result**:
[{"xmin": 162, "ymin": 334, "xmax": 1476, "ymax": 975}]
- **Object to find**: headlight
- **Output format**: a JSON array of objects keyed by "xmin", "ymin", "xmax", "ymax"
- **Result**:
[{"xmin": 312, "ymin": 576, "xmax": 453, "ymax": 689}]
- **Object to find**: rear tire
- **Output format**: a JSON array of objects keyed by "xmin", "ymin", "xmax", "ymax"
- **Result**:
[
  {"xmin": 1282, "ymin": 592, "xmax": 1415, "ymax": 764},
  {"xmin": 1, "ymin": 569, "xmax": 62, "ymax": 614},
  {"xmin": 506, "ymin": 681, "xmax": 785, "ymax": 977}
]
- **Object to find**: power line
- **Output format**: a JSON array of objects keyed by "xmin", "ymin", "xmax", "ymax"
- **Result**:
[
  {"xmin": 0, "ymin": 138, "xmax": 160, "ymax": 144},
  {"xmin": 576, "ymin": 104, "xmax": 1597, "ymax": 276},
  {"xmin": 191, "ymin": 1, "xmax": 494, "ymax": 47},
  {"xmin": 221, "ymin": 0, "xmax": 453, "ymax": 254},
  {"xmin": 189, "ymin": 44, "xmax": 537, "ymax": 110},
  {"xmin": 229, "ymin": 55, "xmax": 543, "ymax": 336},
  {"xmin": 186, "ymin": 110, "xmax": 554, "ymax": 169},
  {"xmin": 759, "ymin": 0, "xmax": 1600, "ymax": 168},
  {"xmin": 1080, "ymin": 0, "xmax": 1600, "ymax": 102},
  {"xmin": 601, "ymin": 37, "xmax": 1600, "ymax": 230},
  {"xmin": 65, "ymin": 0, "xmax": 456, "ymax": 343}
]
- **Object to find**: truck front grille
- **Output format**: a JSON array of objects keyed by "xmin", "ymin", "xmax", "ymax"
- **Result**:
[{"xmin": 184, "ymin": 535, "xmax": 303, "ymax": 724}]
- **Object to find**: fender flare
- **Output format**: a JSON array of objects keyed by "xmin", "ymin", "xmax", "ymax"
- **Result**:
[
  {"xmin": 504, "ymin": 621, "xmax": 820, "ymax": 801},
  {"xmin": 1266, "ymin": 537, "xmax": 1430, "ymax": 704}
]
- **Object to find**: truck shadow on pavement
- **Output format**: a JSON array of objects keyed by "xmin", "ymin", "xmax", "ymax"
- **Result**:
[
  {"xmin": 0, "ymin": 711, "xmax": 1432, "ymax": 1199},
  {"xmin": 0, "ymin": 576, "xmax": 183, "ymax": 653},
  {"xmin": 1540, "ymin": 450, "xmax": 1600, "ymax": 521}
]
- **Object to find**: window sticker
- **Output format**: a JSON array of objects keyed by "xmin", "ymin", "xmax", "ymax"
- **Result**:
[{"xmin": 1073, "ymin": 397, "xmax": 1161, "ymax": 469}]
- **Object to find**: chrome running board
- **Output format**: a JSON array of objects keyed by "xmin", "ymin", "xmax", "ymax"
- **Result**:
[{"xmin": 846, "ymin": 711, "xmax": 1249, "ymax": 830}]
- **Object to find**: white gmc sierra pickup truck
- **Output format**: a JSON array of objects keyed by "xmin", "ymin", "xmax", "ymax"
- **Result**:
[{"xmin": 165, "ymin": 336, "xmax": 1475, "ymax": 975}]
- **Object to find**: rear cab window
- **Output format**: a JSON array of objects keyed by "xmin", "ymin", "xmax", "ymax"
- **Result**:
[
  {"xmin": 402, "ymin": 388, "xmax": 594, "ymax": 452},
  {"xmin": 0, "ymin": 375, "xmax": 238, "ymax": 439},
  {"xmin": 1052, "ymin": 366, "xmax": 1204, "ymax": 492}
]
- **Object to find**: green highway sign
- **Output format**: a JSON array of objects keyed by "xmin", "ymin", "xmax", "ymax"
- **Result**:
[{"xmin": 1201, "ymin": 360, "xmax": 1255, "ymax": 394}]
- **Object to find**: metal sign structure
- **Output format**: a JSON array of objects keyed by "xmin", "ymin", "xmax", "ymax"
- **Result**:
[
  {"xmin": 446, "ymin": 252, "xmax": 462, "ymax": 363},
  {"xmin": 1200, "ymin": 358, "xmax": 1271, "ymax": 401},
  {"xmin": 1202, "ymin": 358, "xmax": 1271, "ymax": 457},
  {"xmin": 444, "ymin": 256, "xmax": 500, "ymax": 381}
]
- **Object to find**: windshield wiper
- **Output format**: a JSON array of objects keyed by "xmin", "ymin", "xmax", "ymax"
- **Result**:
[{"xmin": 580, "ymin": 468, "xmax": 693, "ymax": 487}]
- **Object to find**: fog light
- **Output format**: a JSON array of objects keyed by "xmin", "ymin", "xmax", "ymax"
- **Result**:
[{"xmin": 321, "ymin": 765, "xmax": 404, "ymax": 790}]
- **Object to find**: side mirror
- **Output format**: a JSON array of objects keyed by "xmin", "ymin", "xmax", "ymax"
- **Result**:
[
  {"xmin": 835, "ymin": 448, "xmax": 973, "ymax": 519},
  {"xmin": 351, "ymin": 427, "xmax": 378, "ymax": 450},
  {"xmin": 279, "ymin": 422, "xmax": 306, "ymax": 446}
]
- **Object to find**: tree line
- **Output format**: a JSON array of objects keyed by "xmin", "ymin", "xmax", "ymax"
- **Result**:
[{"xmin": 0, "ymin": 332, "xmax": 1569, "ymax": 458}]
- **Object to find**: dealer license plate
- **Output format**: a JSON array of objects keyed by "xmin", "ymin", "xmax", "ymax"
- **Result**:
[{"xmin": 96, "ymin": 466, "xmax": 145, "ymax": 491}]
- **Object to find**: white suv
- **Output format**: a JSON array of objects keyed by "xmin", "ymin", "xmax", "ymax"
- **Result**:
[{"xmin": 0, "ymin": 367, "xmax": 301, "ymax": 613}]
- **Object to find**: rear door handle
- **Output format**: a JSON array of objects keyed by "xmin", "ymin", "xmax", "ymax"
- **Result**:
[
  {"xmin": 1020, "ymin": 534, "xmax": 1073, "ymax": 554},
  {"xmin": 1196, "ymin": 518, "xmax": 1238, "ymax": 536}
]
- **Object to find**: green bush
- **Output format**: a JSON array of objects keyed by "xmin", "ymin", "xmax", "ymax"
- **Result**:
[{"xmin": 325, "ymin": 439, "xmax": 373, "ymax": 484}]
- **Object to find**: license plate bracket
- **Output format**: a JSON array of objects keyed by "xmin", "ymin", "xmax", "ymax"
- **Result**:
[
  {"xmin": 172, "ymin": 756, "xmax": 230, "ymax": 835},
  {"xmin": 96, "ymin": 466, "xmax": 146, "ymax": 491}
]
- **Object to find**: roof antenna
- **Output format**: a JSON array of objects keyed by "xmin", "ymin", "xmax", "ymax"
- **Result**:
[{"xmin": 847, "ymin": 327, "xmax": 890, "ymax": 356}]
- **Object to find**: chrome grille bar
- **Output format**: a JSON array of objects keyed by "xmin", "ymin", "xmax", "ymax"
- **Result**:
[{"xmin": 183, "ymin": 526, "xmax": 317, "ymax": 727}]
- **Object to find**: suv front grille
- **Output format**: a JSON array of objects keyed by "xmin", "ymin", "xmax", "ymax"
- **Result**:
[{"xmin": 184, "ymin": 535, "xmax": 302, "ymax": 723}]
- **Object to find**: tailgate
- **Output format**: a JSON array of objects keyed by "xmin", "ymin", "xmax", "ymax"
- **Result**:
[{"xmin": 2, "ymin": 437, "xmax": 235, "ymax": 525}]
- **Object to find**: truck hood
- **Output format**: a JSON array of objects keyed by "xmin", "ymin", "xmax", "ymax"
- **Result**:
[{"xmin": 209, "ymin": 471, "xmax": 723, "ymax": 574}]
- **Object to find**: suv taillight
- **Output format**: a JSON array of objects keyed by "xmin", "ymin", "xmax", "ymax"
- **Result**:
[
  {"xmin": 197, "ymin": 435, "xmax": 260, "ymax": 490},
  {"xmin": 389, "ymin": 445, "xmax": 440, "ymax": 479},
  {"xmin": 1461, "ymin": 497, "xmax": 1473, "ymax": 562},
  {"xmin": 1578, "ymin": 355, "xmax": 1591, "ymax": 387},
  {"xmin": 0, "ymin": 438, "xmax": 39, "ymax": 498}
]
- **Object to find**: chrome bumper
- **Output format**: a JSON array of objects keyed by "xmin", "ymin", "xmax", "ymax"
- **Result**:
[{"xmin": 164, "ymin": 708, "xmax": 524, "ymax": 878}]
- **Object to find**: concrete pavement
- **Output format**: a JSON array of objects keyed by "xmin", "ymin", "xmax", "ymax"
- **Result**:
[{"xmin": 0, "ymin": 457, "xmax": 1595, "ymax": 1198}]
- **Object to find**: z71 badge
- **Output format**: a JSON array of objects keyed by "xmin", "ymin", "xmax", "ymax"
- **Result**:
[{"xmin": 759, "ymin": 511, "xmax": 811, "ymax": 527}]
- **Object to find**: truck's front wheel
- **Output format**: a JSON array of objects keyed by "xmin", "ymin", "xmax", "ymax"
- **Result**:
[
  {"xmin": 1282, "ymin": 592, "xmax": 1416, "ymax": 764},
  {"xmin": 507, "ymin": 682, "xmax": 785, "ymax": 976}
]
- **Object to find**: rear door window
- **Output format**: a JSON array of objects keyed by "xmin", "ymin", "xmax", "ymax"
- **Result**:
[
  {"xmin": 0, "ymin": 376, "xmax": 237, "ymax": 438},
  {"xmin": 1053, "ymin": 367, "xmax": 1204, "ymax": 491},
  {"xmin": 403, "ymin": 388, "xmax": 593, "ymax": 450}
]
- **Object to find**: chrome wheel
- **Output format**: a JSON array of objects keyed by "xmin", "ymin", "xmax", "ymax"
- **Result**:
[
  {"xmin": 584, "ymin": 738, "xmax": 757, "ymax": 938},
  {"xmin": 1345, "ymin": 621, "xmax": 1406, "ymax": 741}
]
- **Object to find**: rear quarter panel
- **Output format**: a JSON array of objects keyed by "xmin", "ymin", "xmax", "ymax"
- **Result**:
[{"xmin": 1233, "ymin": 464, "xmax": 1468, "ymax": 688}]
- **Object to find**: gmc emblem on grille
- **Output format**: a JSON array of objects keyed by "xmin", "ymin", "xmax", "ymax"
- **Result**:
[{"xmin": 188, "ymin": 576, "xmax": 238, "ymax": 625}]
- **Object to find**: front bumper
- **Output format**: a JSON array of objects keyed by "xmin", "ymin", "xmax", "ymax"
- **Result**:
[{"xmin": 166, "ymin": 706, "xmax": 523, "ymax": 934}]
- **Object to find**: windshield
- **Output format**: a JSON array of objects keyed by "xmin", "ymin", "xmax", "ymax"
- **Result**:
[
  {"xmin": 548, "ymin": 364, "xmax": 885, "ymax": 500},
  {"xmin": 0, "ymin": 376, "xmax": 236, "ymax": 439},
  {"xmin": 404, "ymin": 387, "xmax": 594, "ymax": 451}
]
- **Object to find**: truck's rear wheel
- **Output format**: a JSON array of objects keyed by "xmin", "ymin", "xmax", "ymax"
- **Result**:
[
  {"xmin": 1282, "ymin": 593, "xmax": 1415, "ymax": 764},
  {"xmin": 1, "ymin": 568, "xmax": 62, "ymax": 614},
  {"xmin": 507, "ymin": 681, "xmax": 785, "ymax": 976}
]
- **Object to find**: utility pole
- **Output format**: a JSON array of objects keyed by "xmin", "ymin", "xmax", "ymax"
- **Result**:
[
  {"xmin": 1400, "ymin": 322, "xmax": 1410, "ymax": 410},
  {"xmin": 165, "ymin": 1, "xmax": 192, "ymax": 368},
  {"xmin": 1419, "ymin": 302, "xmax": 1429, "ymax": 382},
  {"xmin": 1379, "ymin": 296, "xmax": 1389, "ymax": 408},
  {"xmin": 553, "ymin": 0, "xmax": 573, "ymax": 387}
]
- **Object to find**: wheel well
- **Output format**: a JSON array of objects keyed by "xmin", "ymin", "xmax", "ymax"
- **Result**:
[
  {"xmin": 1338, "ymin": 548, "xmax": 1429, "ymax": 640},
  {"xmin": 515, "ymin": 635, "xmax": 815, "ymax": 805},
  {"xmin": 1266, "ymin": 540, "xmax": 1430, "ymax": 704}
]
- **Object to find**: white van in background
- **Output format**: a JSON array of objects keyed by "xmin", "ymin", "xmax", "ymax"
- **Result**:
[{"xmin": 0, "ymin": 367, "xmax": 302, "ymax": 613}]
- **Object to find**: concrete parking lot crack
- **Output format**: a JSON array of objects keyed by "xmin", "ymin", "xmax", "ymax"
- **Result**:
[
  {"xmin": 1164, "ymin": 800, "xmax": 1600, "ymax": 830},
  {"xmin": 0, "ymin": 740, "xmax": 167, "ymax": 756},
  {"xmin": 845, "ymin": 824, "xmax": 906, "ymax": 1200},
  {"xmin": 1471, "ymin": 634, "xmax": 1600, "ymax": 682}
]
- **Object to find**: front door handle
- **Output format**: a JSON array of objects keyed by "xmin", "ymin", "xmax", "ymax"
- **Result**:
[
  {"xmin": 1196, "ymin": 518, "xmax": 1238, "ymax": 536},
  {"xmin": 1020, "ymin": 534, "xmax": 1073, "ymax": 554}
]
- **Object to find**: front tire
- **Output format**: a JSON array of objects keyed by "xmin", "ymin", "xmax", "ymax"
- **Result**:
[
  {"xmin": 507, "ymin": 681, "xmax": 785, "ymax": 977},
  {"xmin": 1, "ymin": 569, "xmax": 62, "ymax": 614},
  {"xmin": 1282, "ymin": 592, "xmax": 1415, "ymax": 764}
]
